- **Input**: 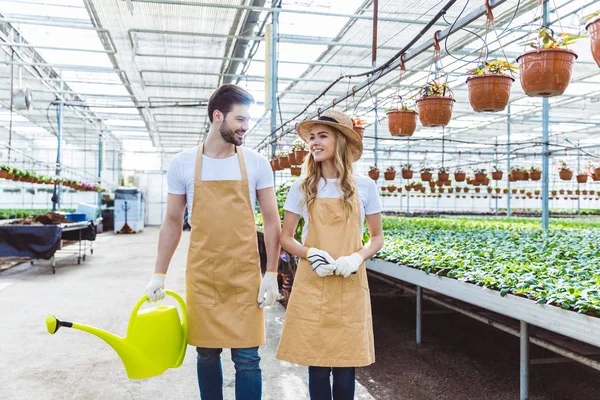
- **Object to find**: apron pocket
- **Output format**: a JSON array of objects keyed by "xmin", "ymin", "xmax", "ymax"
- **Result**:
[
  {"xmin": 186, "ymin": 258, "xmax": 216, "ymax": 305},
  {"xmin": 234, "ymin": 258, "xmax": 261, "ymax": 304},
  {"xmin": 341, "ymin": 278, "xmax": 370, "ymax": 323},
  {"xmin": 286, "ymin": 278, "xmax": 323, "ymax": 323}
]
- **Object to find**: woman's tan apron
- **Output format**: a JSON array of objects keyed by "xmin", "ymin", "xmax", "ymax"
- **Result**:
[
  {"xmin": 276, "ymin": 194, "xmax": 375, "ymax": 367},
  {"xmin": 185, "ymin": 143, "xmax": 265, "ymax": 348}
]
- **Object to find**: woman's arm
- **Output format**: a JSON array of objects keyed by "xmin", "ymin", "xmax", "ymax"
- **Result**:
[
  {"xmin": 280, "ymin": 211, "xmax": 309, "ymax": 259},
  {"xmin": 356, "ymin": 212, "xmax": 384, "ymax": 261}
]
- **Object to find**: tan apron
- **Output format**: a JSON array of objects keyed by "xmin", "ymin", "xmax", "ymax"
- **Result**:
[
  {"xmin": 185, "ymin": 143, "xmax": 265, "ymax": 349},
  {"xmin": 276, "ymin": 194, "xmax": 375, "ymax": 367}
]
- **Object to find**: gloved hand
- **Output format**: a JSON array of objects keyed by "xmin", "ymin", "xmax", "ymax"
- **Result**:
[
  {"xmin": 258, "ymin": 271, "xmax": 279, "ymax": 308},
  {"xmin": 307, "ymin": 247, "xmax": 336, "ymax": 277},
  {"xmin": 334, "ymin": 253, "xmax": 364, "ymax": 278},
  {"xmin": 146, "ymin": 273, "xmax": 166, "ymax": 302}
]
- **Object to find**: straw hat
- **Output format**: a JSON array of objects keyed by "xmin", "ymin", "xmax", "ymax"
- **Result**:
[{"xmin": 296, "ymin": 109, "xmax": 363, "ymax": 162}]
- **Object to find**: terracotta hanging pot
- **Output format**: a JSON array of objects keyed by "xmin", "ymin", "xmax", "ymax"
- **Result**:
[
  {"xmin": 529, "ymin": 171, "xmax": 541, "ymax": 181},
  {"xmin": 290, "ymin": 167, "xmax": 302, "ymax": 177},
  {"xmin": 294, "ymin": 149, "xmax": 309, "ymax": 164},
  {"xmin": 420, "ymin": 172, "xmax": 432, "ymax": 181},
  {"xmin": 521, "ymin": 172, "xmax": 529, "ymax": 181},
  {"xmin": 368, "ymin": 170, "xmax": 380, "ymax": 180},
  {"xmin": 586, "ymin": 18, "xmax": 600, "ymax": 67},
  {"xmin": 353, "ymin": 126, "xmax": 365, "ymax": 140},
  {"xmin": 0, "ymin": 170, "xmax": 6, "ymax": 179},
  {"xmin": 384, "ymin": 171, "xmax": 396, "ymax": 181},
  {"xmin": 466, "ymin": 74, "xmax": 514, "ymax": 112},
  {"xmin": 577, "ymin": 174, "xmax": 588, "ymax": 184},
  {"xmin": 279, "ymin": 156, "xmax": 291, "ymax": 169},
  {"xmin": 475, "ymin": 173, "xmax": 487, "ymax": 183},
  {"xmin": 491, "ymin": 171, "xmax": 503, "ymax": 180},
  {"xmin": 402, "ymin": 170, "xmax": 413, "ymax": 179},
  {"xmin": 415, "ymin": 96, "xmax": 455, "ymax": 127},
  {"xmin": 454, "ymin": 172, "xmax": 466, "ymax": 182},
  {"xmin": 438, "ymin": 172, "xmax": 449, "ymax": 182},
  {"xmin": 270, "ymin": 159, "xmax": 280, "ymax": 171},
  {"xmin": 386, "ymin": 110, "xmax": 418, "ymax": 136},
  {"xmin": 559, "ymin": 170, "xmax": 573, "ymax": 181},
  {"xmin": 516, "ymin": 48, "xmax": 578, "ymax": 97},
  {"xmin": 288, "ymin": 153, "xmax": 298, "ymax": 166}
]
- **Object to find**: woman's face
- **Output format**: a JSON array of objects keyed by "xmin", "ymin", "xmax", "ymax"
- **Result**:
[{"xmin": 308, "ymin": 124, "xmax": 336, "ymax": 163}]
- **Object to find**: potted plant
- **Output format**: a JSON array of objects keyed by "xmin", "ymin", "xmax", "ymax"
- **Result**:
[
  {"xmin": 534, "ymin": 189, "xmax": 541, "ymax": 195},
  {"xmin": 456, "ymin": 186, "xmax": 462, "ymax": 193},
  {"xmin": 386, "ymin": 104, "xmax": 418, "ymax": 137},
  {"xmin": 428, "ymin": 180, "xmax": 436, "ymax": 188},
  {"xmin": 520, "ymin": 188, "xmax": 526, "ymax": 194},
  {"xmin": 475, "ymin": 187, "xmax": 481, "ymax": 193},
  {"xmin": 517, "ymin": 28, "xmax": 584, "ymax": 97},
  {"xmin": 466, "ymin": 60, "xmax": 517, "ymax": 112},
  {"xmin": 0, "ymin": 164, "xmax": 8, "ymax": 179},
  {"xmin": 290, "ymin": 165, "xmax": 302, "ymax": 177},
  {"xmin": 415, "ymin": 80, "xmax": 455, "ymax": 127},
  {"xmin": 368, "ymin": 165, "xmax": 380, "ymax": 181},
  {"xmin": 278, "ymin": 152, "xmax": 291, "ymax": 169},
  {"xmin": 551, "ymin": 190, "xmax": 557, "ymax": 196},
  {"xmin": 577, "ymin": 171, "xmax": 589, "ymax": 184},
  {"xmin": 495, "ymin": 187, "xmax": 502, "ymax": 194},
  {"xmin": 448, "ymin": 187, "xmax": 454, "ymax": 193},
  {"xmin": 559, "ymin": 189, "xmax": 565, "ymax": 194},
  {"xmin": 420, "ymin": 166, "xmax": 433, "ymax": 181},
  {"xmin": 558, "ymin": 160, "xmax": 573, "ymax": 181},
  {"xmin": 576, "ymin": 189, "xmax": 581, "ymax": 195},
  {"xmin": 474, "ymin": 168, "xmax": 487, "ymax": 183},
  {"xmin": 503, "ymin": 188, "xmax": 509, "ymax": 194},
  {"xmin": 439, "ymin": 187, "xmax": 446, "ymax": 193},
  {"xmin": 585, "ymin": 11, "xmax": 600, "ymax": 67},
  {"xmin": 387, "ymin": 184, "xmax": 397, "ymax": 193},
  {"xmin": 511, "ymin": 188, "xmax": 517, "ymax": 194},
  {"xmin": 400, "ymin": 164, "xmax": 413, "ymax": 179},
  {"xmin": 270, "ymin": 158, "xmax": 280, "ymax": 171},
  {"xmin": 509, "ymin": 166, "xmax": 523, "ymax": 181},
  {"xmin": 486, "ymin": 186, "xmax": 493, "ymax": 194},
  {"xmin": 384, "ymin": 166, "xmax": 396, "ymax": 181},
  {"xmin": 438, "ymin": 166, "xmax": 450, "ymax": 182},
  {"xmin": 454, "ymin": 168, "xmax": 466, "ymax": 182},
  {"xmin": 491, "ymin": 166, "xmax": 503, "ymax": 180},
  {"xmin": 463, "ymin": 187, "xmax": 470, "ymax": 193},
  {"xmin": 567, "ymin": 190, "xmax": 573, "ymax": 195},
  {"xmin": 583, "ymin": 190, "xmax": 589, "ymax": 195},
  {"xmin": 444, "ymin": 180, "xmax": 451, "ymax": 186},
  {"xmin": 381, "ymin": 186, "xmax": 387, "ymax": 191},
  {"xmin": 293, "ymin": 140, "xmax": 309, "ymax": 164},
  {"xmin": 529, "ymin": 166, "xmax": 542, "ymax": 181},
  {"xmin": 351, "ymin": 118, "xmax": 365, "ymax": 139}
]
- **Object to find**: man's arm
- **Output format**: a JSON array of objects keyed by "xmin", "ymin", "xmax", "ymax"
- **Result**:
[
  {"xmin": 256, "ymin": 187, "xmax": 281, "ymax": 273},
  {"xmin": 154, "ymin": 193, "xmax": 187, "ymax": 274}
]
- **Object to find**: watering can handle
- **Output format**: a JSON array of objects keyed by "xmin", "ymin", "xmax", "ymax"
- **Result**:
[{"xmin": 127, "ymin": 290, "xmax": 188, "ymax": 367}]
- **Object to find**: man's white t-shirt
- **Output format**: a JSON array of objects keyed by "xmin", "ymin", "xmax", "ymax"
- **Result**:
[
  {"xmin": 284, "ymin": 174, "xmax": 383, "ymax": 244},
  {"xmin": 167, "ymin": 146, "xmax": 274, "ymax": 216}
]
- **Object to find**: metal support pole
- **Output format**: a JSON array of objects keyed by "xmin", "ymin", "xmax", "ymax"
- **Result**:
[
  {"xmin": 374, "ymin": 97, "xmax": 379, "ymax": 167},
  {"xmin": 416, "ymin": 286, "xmax": 422, "ymax": 344},
  {"xmin": 507, "ymin": 104, "xmax": 511, "ymax": 218},
  {"xmin": 53, "ymin": 78, "xmax": 64, "ymax": 211},
  {"xmin": 577, "ymin": 141, "xmax": 581, "ymax": 215},
  {"xmin": 269, "ymin": 6, "xmax": 279, "ymax": 177},
  {"xmin": 520, "ymin": 321, "xmax": 530, "ymax": 400},
  {"xmin": 98, "ymin": 132, "xmax": 103, "ymax": 210},
  {"xmin": 372, "ymin": 0, "xmax": 378, "ymax": 67},
  {"xmin": 541, "ymin": 0, "xmax": 550, "ymax": 230},
  {"xmin": 407, "ymin": 144, "xmax": 411, "ymax": 213}
]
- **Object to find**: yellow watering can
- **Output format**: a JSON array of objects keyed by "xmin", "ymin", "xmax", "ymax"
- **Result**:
[{"xmin": 45, "ymin": 290, "xmax": 187, "ymax": 380}]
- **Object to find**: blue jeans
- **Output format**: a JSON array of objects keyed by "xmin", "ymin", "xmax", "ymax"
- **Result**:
[
  {"xmin": 196, "ymin": 347, "xmax": 261, "ymax": 400},
  {"xmin": 308, "ymin": 366, "xmax": 355, "ymax": 400}
]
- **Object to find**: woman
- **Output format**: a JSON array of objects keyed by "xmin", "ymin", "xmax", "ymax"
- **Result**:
[{"xmin": 276, "ymin": 109, "xmax": 384, "ymax": 399}]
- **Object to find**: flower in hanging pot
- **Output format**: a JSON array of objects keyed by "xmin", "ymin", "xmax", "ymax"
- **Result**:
[
  {"xmin": 466, "ymin": 60, "xmax": 517, "ymax": 112},
  {"xmin": 384, "ymin": 166, "xmax": 396, "ymax": 181},
  {"xmin": 386, "ymin": 104, "xmax": 418, "ymax": 137},
  {"xmin": 415, "ymin": 80, "xmax": 455, "ymax": 127},
  {"xmin": 577, "ymin": 171, "xmax": 589, "ymax": 184},
  {"xmin": 438, "ymin": 166, "xmax": 450, "ymax": 182},
  {"xmin": 585, "ymin": 11, "xmax": 600, "ymax": 67},
  {"xmin": 491, "ymin": 165, "xmax": 503, "ymax": 180},
  {"xmin": 351, "ymin": 118, "xmax": 366, "ymax": 139},
  {"xmin": 529, "ymin": 166, "xmax": 542, "ymax": 181},
  {"xmin": 420, "ymin": 166, "xmax": 433, "ymax": 181},
  {"xmin": 454, "ymin": 168, "xmax": 466, "ymax": 182},
  {"xmin": 400, "ymin": 163, "xmax": 413, "ymax": 179},
  {"xmin": 517, "ymin": 28, "xmax": 584, "ymax": 97},
  {"xmin": 368, "ymin": 165, "xmax": 380, "ymax": 181},
  {"xmin": 557, "ymin": 160, "xmax": 573, "ymax": 181},
  {"xmin": 474, "ymin": 168, "xmax": 487, "ymax": 183},
  {"xmin": 509, "ymin": 166, "xmax": 523, "ymax": 181},
  {"xmin": 293, "ymin": 139, "xmax": 309, "ymax": 164}
]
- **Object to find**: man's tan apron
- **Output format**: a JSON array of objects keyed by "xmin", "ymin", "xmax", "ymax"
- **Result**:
[
  {"xmin": 276, "ymin": 195, "xmax": 375, "ymax": 367},
  {"xmin": 185, "ymin": 143, "xmax": 265, "ymax": 348}
]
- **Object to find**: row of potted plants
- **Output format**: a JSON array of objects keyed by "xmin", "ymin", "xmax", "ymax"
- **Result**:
[
  {"xmin": 270, "ymin": 141, "xmax": 309, "ymax": 176},
  {"xmin": 0, "ymin": 164, "xmax": 104, "ymax": 192}
]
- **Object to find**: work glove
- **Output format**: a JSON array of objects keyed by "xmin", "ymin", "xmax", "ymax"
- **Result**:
[
  {"xmin": 334, "ymin": 253, "xmax": 364, "ymax": 278},
  {"xmin": 257, "ymin": 271, "xmax": 279, "ymax": 308},
  {"xmin": 146, "ymin": 273, "xmax": 166, "ymax": 302},
  {"xmin": 307, "ymin": 247, "xmax": 336, "ymax": 277}
]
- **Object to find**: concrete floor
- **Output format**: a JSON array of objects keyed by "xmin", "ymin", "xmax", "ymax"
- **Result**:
[{"xmin": 0, "ymin": 227, "xmax": 374, "ymax": 400}]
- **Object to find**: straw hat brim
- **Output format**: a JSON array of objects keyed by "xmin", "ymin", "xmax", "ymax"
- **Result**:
[{"xmin": 296, "ymin": 120, "xmax": 363, "ymax": 162}]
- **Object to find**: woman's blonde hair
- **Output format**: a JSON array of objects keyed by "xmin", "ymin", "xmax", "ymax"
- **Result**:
[{"xmin": 299, "ymin": 125, "xmax": 358, "ymax": 219}]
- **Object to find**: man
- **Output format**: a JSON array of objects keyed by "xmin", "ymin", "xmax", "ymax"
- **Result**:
[{"xmin": 145, "ymin": 84, "xmax": 281, "ymax": 400}]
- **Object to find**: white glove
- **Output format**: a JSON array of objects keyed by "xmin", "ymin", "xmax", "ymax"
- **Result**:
[
  {"xmin": 334, "ymin": 253, "xmax": 364, "ymax": 278},
  {"xmin": 146, "ymin": 273, "xmax": 166, "ymax": 302},
  {"xmin": 307, "ymin": 247, "xmax": 336, "ymax": 277},
  {"xmin": 258, "ymin": 271, "xmax": 279, "ymax": 308}
]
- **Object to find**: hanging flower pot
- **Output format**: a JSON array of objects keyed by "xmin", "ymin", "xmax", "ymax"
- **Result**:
[
  {"xmin": 436, "ymin": 180, "xmax": 444, "ymax": 187},
  {"xmin": 295, "ymin": 149, "xmax": 309, "ymax": 164},
  {"xmin": 577, "ymin": 174, "xmax": 588, "ymax": 184},
  {"xmin": 416, "ymin": 96, "xmax": 454, "ymax": 127},
  {"xmin": 288, "ymin": 152, "xmax": 298, "ymax": 166},
  {"xmin": 559, "ymin": 169, "xmax": 573, "ymax": 181},
  {"xmin": 454, "ymin": 171, "xmax": 466, "ymax": 182},
  {"xmin": 270, "ymin": 159, "xmax": 281, "ymax": 171},
  {"xmin": 386, "ymin": 109, "xmax": 418, "ymax": 136},
  {"xmin": 529, "ymin": 170, "xmax": 541, "ymax": 181},
  {"xmin": 474, "ymin": 170, "xmax": 487, "ymax": 183},
  {"xmin": 444, "ymin": 180, "xmax": 451, "ymax": 186},
  {"xmin": 353, "ymin": 126, "xmax": 364, "ymax": 140},
  {"xmin": 279, "ymin": 155, "xmax": 291, "ymax": 169},
  {"xmin": 420, "ymin": 169, "xmax": 433, "ymax": 181},
  {"xmin": 368, "ymin": 166, "xmax": 380, "ymax": 181},
  {"xmin": 517, "ymin": 48, "xmax": 578, "ymax": 97},
  {"xmin": 0, "ymin": 170, "xmax": 7, "ymax": 179},
  {"xmin": 388, "ymin": 185, "xmax": 397, "ymax": 193},
  {"xmin": 586, "ymin": 17, "xmax": 600, "ymax": 67},
  {"xmin": 384, "ymin": 166, "xmax": 396, "ymax": 181},
  {"xmin": 290, "ymin": 166, "xmax": 302, "ymax": 177},
  {"xmin": 466, "ymin": 73, "xmax": 515, "ymax": 112},
  {"xmin": 438, "ymin": 172, "xmax": 450, "ymax": 182},
  {"xmin": 491, "ymin": 169, "xmax": 503, "ymax": 180},
  {"xmin": 401, "ymin": 166, "xmax": 413, "ymax": 180}
]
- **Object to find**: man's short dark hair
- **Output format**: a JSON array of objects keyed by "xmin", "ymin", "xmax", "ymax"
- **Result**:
[{"xmin": 207, "ymin": 84, "xmax": 255, "ymax": 123}]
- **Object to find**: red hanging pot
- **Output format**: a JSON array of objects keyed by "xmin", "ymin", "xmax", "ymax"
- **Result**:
[
  {"xmin": 516, "ymin": 48, "xmax": 577, "ymax": 97},
  {"xmin": 586, "ymin": 18, "xmax": 600, "ymax": 67},
  {"xmin": 386, "ymin": 110, "xmax": 418, "ymax": 136},
  {"xmin": 294, "ymin": 149, "xmax": 309, "ymax": 164},
  {"xmin": 466, "ymin": 74, "xmax": 514, "ymax": 112},
  {"xmin": 415, "ymin": 97, "xmax": 454, "ymax": 127},
  {"xmin": 368, "ymin": 170, "xmax": 380, "ymax": 180}
]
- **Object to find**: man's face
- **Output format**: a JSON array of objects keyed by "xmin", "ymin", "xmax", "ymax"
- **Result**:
[{"xmin": 218, "ymin": 104, "xmax": 251, "ymax": 146}]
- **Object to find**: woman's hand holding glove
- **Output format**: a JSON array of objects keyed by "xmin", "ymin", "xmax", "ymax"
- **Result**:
[
  {"xmin": 307, "ymin": 248, "xmax": 336, "ymax": 277},
  {"xmin": 334, "ymin": 253, "xmax": 364, "ymax": 278}
]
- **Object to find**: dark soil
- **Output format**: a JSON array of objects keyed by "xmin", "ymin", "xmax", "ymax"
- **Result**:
[
  {"xmin": 9, "ymin": 212, "xmax": 74, "ymax": 225},
  {"xmin": 356, "ymin": 277, "xmax": 600, "ymax": 400}
]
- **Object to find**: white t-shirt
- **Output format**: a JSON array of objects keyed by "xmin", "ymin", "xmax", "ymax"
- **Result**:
[
  {"xmin": 167, "ymin": 146, "xmax": 274, "ymax": 216},
  {"xmin": 284, "ymin": 174, "xmax": 382, "ymax": 244}
]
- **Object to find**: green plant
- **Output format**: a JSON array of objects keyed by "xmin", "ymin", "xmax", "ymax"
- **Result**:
[
  {"xmin": 530, "ymin": 166, "xmax": 541, "ymax": 173},
  {"xmin": 369, "ymin": 165, "xmax": 379, "ymax": 172},
  {"xmin": 417, "ymin": 79, "xmax": 453, "ymax": 98},
  {"xmin": 455, "ymin": 168, "xmax": 465, "ymax": 174},
  {"xmin": 474, "ymin": 168, "xmax": 487, "ymax": 175},
  {"xmin": 438, "ymin": 166, "xmax": 450, "ymax": 174},
  {"xmin": 585, "ymin": 11, "xmax": 600, "ymax": 22},
  {"xmin": 521, "ymin": 27, "xmax": 585, "ymax": 49},
  {"xmin": 292, "ymin": 139, "xmax": 308, "ymax": 151},
  {"xmin": 420, "ymin": 167, "xmax": 434, "ymax": 173},
  {"xmin": 493, "ymin": 166, "xmax": 503, "ymax": 172},
  {"xmin": 467, "ymin": 60, "xmax": 518, "ymax": 75},
  {"xmin": 386, "ymin": 166, "xmax": 396, "ymax": 173},
  {"xmin": 400, "ymin": 163, "xmax": 412, "ymax": 171},
  {"xmin": 558, "ymin": 160, "xmax": 571, "ymax": 171}
]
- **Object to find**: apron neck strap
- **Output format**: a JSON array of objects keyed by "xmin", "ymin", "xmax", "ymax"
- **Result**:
[{"xmin": 195, "ymin": 143, "xmax": 249, "ymax": 185}]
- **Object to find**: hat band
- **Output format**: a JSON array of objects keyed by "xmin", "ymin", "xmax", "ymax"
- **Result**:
[{"xmin": 318, "ymin": 116, "xmax": 339, "ymax": 124}]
